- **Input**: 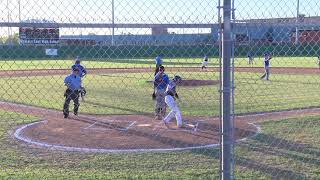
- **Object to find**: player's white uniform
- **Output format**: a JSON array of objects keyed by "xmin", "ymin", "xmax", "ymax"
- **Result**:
[
  {"xmin": 201, "ymin": 56, "xmax": 208, "ymax": 69},
  {"xmin": 202, "ymin": 60, "xmax": 208, "ymax": 67},
  {"xmin": 163, "ymin": 81, "xmax": 182, "ymax": 127}
]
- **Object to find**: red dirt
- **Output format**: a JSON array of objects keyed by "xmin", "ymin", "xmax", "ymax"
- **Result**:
[
  {"xmin": 147, "ymin": 79, "xmax": 219, "ymax": 86},
  {"xmin": 1, "ymin": 66, "xmax": 319, "ymax": 77}
]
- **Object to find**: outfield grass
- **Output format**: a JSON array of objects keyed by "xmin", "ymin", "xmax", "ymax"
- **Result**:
[
  {"xmin": 0, "ymin": 71, "xmax": 319, "ymax": 116},
  {"xmin": 234, "ymin": 56, "xmax": 320, "ymax": 68},
  {"xmin": 0, "ymin": 58, "xmax": 216, "ymax": 70},
  {"xmin": 0, "ymin": 110, "xmax": 318, "ymax": 179},
  {"xmin": 0, "ymin": 56, "xmax": 319, "ymax": 70}
]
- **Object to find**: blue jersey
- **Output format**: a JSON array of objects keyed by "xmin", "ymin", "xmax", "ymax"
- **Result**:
[
  {"xmin": 72, "ymin": 64, "xmax": 87, "ymax": 77},
  {"xmin": 155, "ymin": 56, "xmax": 162, "ymax": 67},
  {"xmin": 154, "ymin": 72, "xmax": 169, "ymax": 90},
  {"xmin": 264, "ymin": 56, "xmax": 271, "ymax": 67},
  {"xmin": 64, "ymin": 74, "xmax": 81, "ymax": 91}
]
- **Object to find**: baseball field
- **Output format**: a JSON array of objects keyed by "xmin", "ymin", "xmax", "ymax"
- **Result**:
[{"xmin": 0, "ymin": 56, "xmax": 319, "ymax": 179}]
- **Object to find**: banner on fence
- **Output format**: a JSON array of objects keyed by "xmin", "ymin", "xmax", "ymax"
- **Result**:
[{"xmin": 45, "ymin": 49, "xmax": 58, "ymax": 56}]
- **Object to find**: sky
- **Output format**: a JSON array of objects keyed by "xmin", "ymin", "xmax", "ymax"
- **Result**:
[{"xmin": 0, "ymin": 0, "xmax": 319, "ymax": 36}]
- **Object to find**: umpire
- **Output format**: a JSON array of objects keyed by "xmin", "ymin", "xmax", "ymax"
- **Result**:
[{"xmin": 63, "ymin": 67, "xmax": 81, "ymax": 118}]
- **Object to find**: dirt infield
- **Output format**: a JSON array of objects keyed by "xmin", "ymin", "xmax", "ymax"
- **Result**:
[
  {"xmin": 16, "ymin": 114, "xmax": 256, "ymax": 151},
  {"xmin": 1, "ymin": 66, "xmax": 320, "ymax": 77},
  {"xmin": 2, "ymin": 67, "xmax": 320, "ymax": 153},
  {"xmin": 147, "ymin": 79, "xmax": 219, "ymax": 86},
  {"xmin": 1, "ymin": 101, "xmax": 256, "ymax": 152}
]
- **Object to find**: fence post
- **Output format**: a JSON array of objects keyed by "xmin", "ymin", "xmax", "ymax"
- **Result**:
[{"xmin": 220, "ymin": 0, "xmax": 232, "ymax": 179}]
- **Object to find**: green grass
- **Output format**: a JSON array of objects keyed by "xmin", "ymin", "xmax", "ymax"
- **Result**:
[
  {"xmin": 234, "ymin": 56, "xmax": 320, "ymax": 68},
  {"xmin": 0, "ymin": 71, "xmax": 220, "ymax": 116},
  {"xmin": 0, "ymin": 110, "xmax": 319, "ymax": 178},
  {"xmin": 0, "ymin": 58, "xmax": 218, "ymax": 70},
  {"xmin": 234, "ymin": 116, "xmax": 320, "ymax": 179},
  {"xmin": 0, "ymin": 56, "xmax": 319, "ymax": 71},
  {"xmin": 0, "ymin": 71, "xmax": 319, "ymax": 116}
]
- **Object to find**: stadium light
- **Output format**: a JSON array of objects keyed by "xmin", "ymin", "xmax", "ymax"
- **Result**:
[
  {"xmin": 18, "ymin": 0, "xmax": 21, "ymax": 22},
  {"xmin": 112, "ymin": 0, "xmax": 115, "ymax": 46}
]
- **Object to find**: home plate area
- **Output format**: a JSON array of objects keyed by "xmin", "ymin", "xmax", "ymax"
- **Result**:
[{"xmin": 16, "ymin": 114, "xmax": 256, "ymax": 152}]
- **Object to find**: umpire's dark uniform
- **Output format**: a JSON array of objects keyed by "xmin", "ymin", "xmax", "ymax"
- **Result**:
[{"xmin": 63, "ymin": 68, "xmax": 81, "ymax": 118}]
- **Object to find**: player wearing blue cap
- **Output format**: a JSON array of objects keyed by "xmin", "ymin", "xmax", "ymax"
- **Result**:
[
  {"xmin": 260, "ymin": 53, "xmax": 272, "ymax": 80},
  {"xmin": 71, "ymin": 56, "xmax": 87, "ymax": 101},
  {"xmin": 153, "ymin": 65, "xmax": 169, "ymax": 120},
  {"xmin": 152, "ymin": 55, "xmax": 163, "ymax": 100}
]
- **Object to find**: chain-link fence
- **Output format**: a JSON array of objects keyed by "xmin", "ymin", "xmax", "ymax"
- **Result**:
[{"xmin": 0, "ymin": 0, "xmax": 319, "ymax": 179}]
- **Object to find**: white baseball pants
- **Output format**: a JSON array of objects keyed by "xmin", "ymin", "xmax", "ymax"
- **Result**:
[{"xmin": 163, "ymin": 95, "xmax": 182, "ymax": 127}]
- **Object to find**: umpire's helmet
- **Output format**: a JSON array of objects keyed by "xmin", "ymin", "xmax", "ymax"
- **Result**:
[{"xmin": 173, "ymin": 75, "xmax": 182, "ymax": 83}]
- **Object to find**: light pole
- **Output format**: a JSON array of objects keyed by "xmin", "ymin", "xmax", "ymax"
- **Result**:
[
  {"xmin": 18, "ymin": 0, "xmax": 21, "ymax": 22},
  {"xmin": 295, "ymin": 0, "xmax": 300, "ymax": 45},
  {"xmin": 112, "ymin": 0, "xmax": 115, "ymax": 46}
]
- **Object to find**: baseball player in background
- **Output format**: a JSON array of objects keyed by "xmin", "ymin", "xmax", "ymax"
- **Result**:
[
  {"xmin": 260, "ymin": 52, "xmax": 272, "ymax": 81},
  {"xmin": 163, "ymin": 75, "xmax": 183, "ymax": 128},
  {"xmin": 63, "ymin": 67, "xmax": 81, "ymax": 118},
  {"xmin": 152, "ymin": 55, "xmax": 163, "ymax": 99},
  {"xmin": 247, "ymin": 51, "xmax": 254, "ymax": 65},
  {"xmin": 155, "ymin": 55, "xmax": 163, "ymax": 72},
  {"xmin": 71, "ymin": 56, "xmax": 87, "ymax": 101},
  {"xmin": 153, "ymin": 65, "xmax": 169, "ymax": 120},
  {"xmin": 201, "ymin": 55, "xmax": 209, "ymax": 69}
]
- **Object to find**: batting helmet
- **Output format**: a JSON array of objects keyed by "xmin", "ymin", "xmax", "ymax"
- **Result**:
[
  {"xmin": 75, "ymin": 56, "xmax": 81, "ymax": 63},
  {"xmin": 173, "ymin": 75, "xmax": 182, "ymax": 83},
  {"xmin": 158, "ymin": 65, "xmax": 165, "ymax": 71}
]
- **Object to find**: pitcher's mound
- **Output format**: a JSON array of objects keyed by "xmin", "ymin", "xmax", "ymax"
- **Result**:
[{"xmin": 147, "ymin": 79, "xmax": 219, "ymax": 86}]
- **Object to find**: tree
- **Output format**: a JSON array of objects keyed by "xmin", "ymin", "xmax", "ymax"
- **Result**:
[{"xmin": 0, "ymin": 33, "xmax": 19, "ymax": 45}]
